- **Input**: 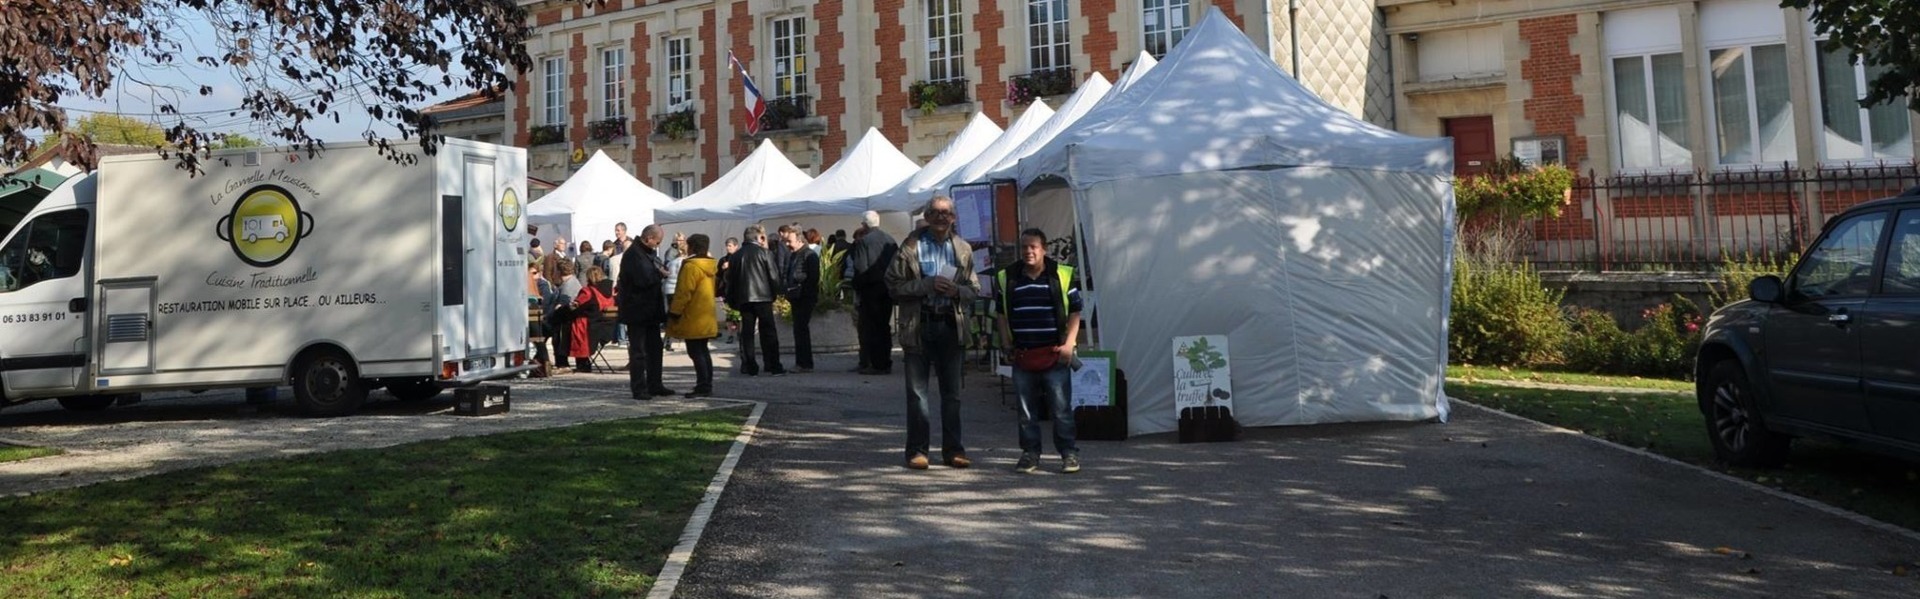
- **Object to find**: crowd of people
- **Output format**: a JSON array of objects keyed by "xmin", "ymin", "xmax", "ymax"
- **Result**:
[{"xmin": 521, "ymin": 197, "xmax": 1086, "ymax": 474}]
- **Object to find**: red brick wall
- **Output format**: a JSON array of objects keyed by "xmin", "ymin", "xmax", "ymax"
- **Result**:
[
  {"xmin": 974, "ymin": 2, "xmax": 1007, "ymax": 122},
  {"xmin": 1083, "ymin": 0, "xmax": 1119, "ymax": 76},
  {"xmin": 629, "ymin": 22, "xmax": 652, "ymax": 180},
  {"xmin": 1213, "ymin": 0, "xmax": 1244, "ymax": 30},
  {"xmin": 568, "ymin": 32, "xmax": 589, "ymax": 146},
  {"xmin": 536, "ymin": 7, "xmax": 562, "ymax": 27},
  {"xmin": 1710, "ymin": 192, "xmax": 1795, "ymax": 217},
  {"xmin": 1519, "ymin": 15, "xmax": 1587, "ymax": 168},
  {"xmin": 512, "ymin": 69, "xmax": 531, "ymax": 147},
  {"xmin": 876, "ymin": 0, "xmax": 909, "ymax": 147},
  {"xmin": 1617, "ymin": 194, "xmax": 1695, "ymax": 218},
  {"xmin": 816, "ymin": 0, "xmax": 849, "ymax": 163},
  {"xmin": 1532, "ymin": 186, "xmax": 1596, "ymax": 241},
  {"xmin": 701, "ymin": 6, "xmax": 725, "ymax": 184}
]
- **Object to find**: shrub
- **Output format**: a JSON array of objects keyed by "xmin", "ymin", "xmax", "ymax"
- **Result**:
[
  {"xmin": 1561, "ymin": 307, "xmax": 1627, "ymax": 373},
  {"xmin": 1708, "ymin": 250, "xmax": 1800, "ymax": 309},
  {"xmin": 1559, "ymin": 295, "xmax": 1704, "ymax": 379},
  {"xmin": 1450, "ymin": 251, "xmax": 1569, "ymax": 367}
]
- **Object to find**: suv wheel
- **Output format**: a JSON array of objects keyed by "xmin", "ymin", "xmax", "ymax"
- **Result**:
[{"xmin": 1704, "ymin": 360, "xmax": 1790, "ymax": 467}]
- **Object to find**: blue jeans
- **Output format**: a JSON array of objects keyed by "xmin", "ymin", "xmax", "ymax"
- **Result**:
[
  {"xmin": 904, "ymin": 316, "xmax": 964, "ymax": 459},
  {"xmin": 1014, "ymin": 361, "xmax": 1077, "ymax": 457}
]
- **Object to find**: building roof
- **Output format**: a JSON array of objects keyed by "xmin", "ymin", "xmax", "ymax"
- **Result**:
[{"xmin": 423, "ymin": 88, "xmax": 506, "ymax": 122}]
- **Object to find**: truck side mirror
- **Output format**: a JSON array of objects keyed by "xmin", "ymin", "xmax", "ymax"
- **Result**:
[{"xmin": 1749, "ymin": 275, "xmax": 1785, "ymax": 304}]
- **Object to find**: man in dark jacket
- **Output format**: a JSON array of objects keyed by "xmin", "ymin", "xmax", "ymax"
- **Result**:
[
  {"xmin": 848, "ymin": 211, "xmax": 898, "ymax": 374},
  {"xmin": 728, "ymin": 225, "xmax": 785, "ymax": 376},
  {"xmin": 782, "ymin": 225, "xmax": 821, "ymax": 373},
  {"xmin": 618, "ymin": 224, "xmax": 675, "ymax": 399}
]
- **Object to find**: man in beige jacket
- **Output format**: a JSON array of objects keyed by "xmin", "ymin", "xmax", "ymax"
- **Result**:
[{"xmin": 887, "ymin": 195, "xmax": 980, "ymax": 470}]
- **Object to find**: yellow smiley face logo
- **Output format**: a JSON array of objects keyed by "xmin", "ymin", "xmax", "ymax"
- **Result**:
[
  {"xmin": 215, "ymin": 185, "xmax": 313, "ymax": 267},
  {"xmin": 500, "ymin": 188, "xmax": 521, "ymax": 232}
]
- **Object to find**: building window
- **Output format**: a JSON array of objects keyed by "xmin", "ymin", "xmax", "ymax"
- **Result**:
[
  {"xmin": 1415, "ymin": 27, "xmax": 1503, "ymax": 82},
  {"xmin": 771, "ymin": 16, "xmax": 809, "ymax": 99},
  {"xmin": 667, "ymin": 37, "xmax": 695, "ymax": 109},
  {"xmin": 543, "ymin": 57, "xmax": 566, "ymax": 126},
  {"xmin": 1142, "ymin": 0, "xmax": 1190, "ymax": 59},
  {"xmin": 925, "ymin": 0, "xmax": 965, "ymax": 82},
  {"xmin": 1814, "ymin": 39, "xmax": 1912, "ymax": 162},
  {"xmin": 601, "ymin": 48, "xmax": 626, "ymax": 119},
  {"xmin": 664, "ymin": 176, "xmax": 697, "ymax": 200},
  {"xmin": 1027, "ymin": 0, "xmax": 1070, "ymax": 72},
  {"xmin": 1611, "ymin": 53, "xmax": 1692, "ymax": 169},
  {"xmin": 1709, "ymin": 44, "xmax": 1796, "ymax": 165}
]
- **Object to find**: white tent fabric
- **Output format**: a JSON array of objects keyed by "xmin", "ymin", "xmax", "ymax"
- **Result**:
[
  {"xmin": 981, "ymin": 73, "xmax": 1114, "ymax": 180},
  {"xmin": 749, "ymin": 127, "xmax": 919, "ymax": 220},
  {"xmin": 931, "ymin": 100, "xmax": 1056, "ymax": 196},
  {"xmin": 654, "ymin": 139, "xmax": 813, "ymax": 224},
  {"xmin": 1021, "ymin": 9, "xmax": 1456, "ymax": 434},
  {"xmin": 1111, "ymin": 51, "xmax": 1159, "ymax": 95},
  {"xmin": 526, "ymin": 150, "xmax": 675, "ymax": 248},
  {"xmin": 867, "ymin": 112, "xmax": 1003, "ymax": 213}
]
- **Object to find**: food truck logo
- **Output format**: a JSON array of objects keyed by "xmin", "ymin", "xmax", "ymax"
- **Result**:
[
  {"xmin": 499, "ymin": 188, "xmax": 521, "ymax": 232},
  {"xmin": 215, "ymin": 185, "xmax": 314, "ymax": 267}
]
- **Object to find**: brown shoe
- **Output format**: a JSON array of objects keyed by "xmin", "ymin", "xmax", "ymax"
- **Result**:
[
  {"xmin": 906, "ymin": 454, "xmax": 930, "ymax": 470},
  {"xmin": 944, "ymin": 454, "xmax": 971, "ymax": 469}
]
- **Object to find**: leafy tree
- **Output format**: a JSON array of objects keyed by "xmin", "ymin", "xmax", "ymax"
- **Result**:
[
  {"xmin": 1783, "ymin": 0, "xmax": 1920, "ymax": 110},
  {"xmin": 2, "ymin": 0, "xmax": 554, "ymax": 174},
  {"xmin": 211, "ymin": 134, "xmax": 263, "ymax": 149},
  {"xmin": 71, "ymin": 113, "xmax": 167, "ymax": 147}
]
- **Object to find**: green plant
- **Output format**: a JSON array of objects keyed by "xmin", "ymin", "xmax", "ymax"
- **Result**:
[
  {"xmin": 1561, "ymin": 307, "xmax": 1629, "ymax": 373},
  {"xmin": 817, "ymin": 244, "xmax": 848, "ymax": 311},
  {"xmin": 1708, "ymin": 250, "xmax": 1800, "ymax": 309},
  {"xmin": 1176, "ymin": 337, "xmax": 1227, "ymax": 373},
  {"xmin": 1559, "ymin": 296, "xmax": 1704, "ymax": 379},
  {"xmin": 759, "ymin": 95, "xmax": 811, "ymax": 132},
  {"xmin": 652, "ymin": 108, "xmax": 697, "ymax": 140},
  {"xmin": 587, "ymin": 117, "xmax": 628, "ymax": 143},
  {"xmin": 909, "ymin": 79, "xmax": 969, "ymax": 114},
  {"xmin": 1454, "ymin": 155, "xmax": 1576, "ymax": 223},
  {"xmin": 1007, "ymin": 67, "xmax": 1076, "ymax": 105},
  {"xmin": 1450, "ymin": 249, "xmax": 1569, "ymax": 367},
  {"xmin": 528, "ymin": 124, "xmax": 565, "ymax": 146}
]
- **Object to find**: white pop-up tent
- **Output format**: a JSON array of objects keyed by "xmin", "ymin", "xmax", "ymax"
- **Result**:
[
  {"xmin": 1015, "ymin": 8, "xmax": 1455, "ymax": 434},
  {"xmin": 867, "ymin": 112, "xmax": 1003, "ymax": 213},
  {"xmin": 929, "ymin": 96, "xmax": 1059, "ymax": 201},
  {"xmin": 651, "ymin": 138, "xmax": 814, "ymax": 248},
  {"xmin": 748, "ymin": 127, "xmax": 919, "ymax": 221},
  {"xmin": 1110, "ymin": 51, "xmax": 1158, "ymax": 95},
  {"xmin": 526, "ymin": 150, "xmax": 675, "ymax": 248},
  {"xmin": 979, "ymin": 68, "xmax": 1125, "ymax": 239}
]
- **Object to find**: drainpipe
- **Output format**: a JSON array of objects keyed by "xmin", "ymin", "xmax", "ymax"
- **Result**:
[{"xmin": 1290, "ymin": 0, "xmax": 1302, "ymax": 78}]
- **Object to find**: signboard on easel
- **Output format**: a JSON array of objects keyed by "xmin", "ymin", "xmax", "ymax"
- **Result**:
[{"xmin": 1173, "ymin": 335, "xmax": 1232, "ymax": 411}]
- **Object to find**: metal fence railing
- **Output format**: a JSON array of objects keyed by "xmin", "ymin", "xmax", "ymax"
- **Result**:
[{"xmin": 1521, "ymin": 162, "xmax": 1920, "ymax": 271}]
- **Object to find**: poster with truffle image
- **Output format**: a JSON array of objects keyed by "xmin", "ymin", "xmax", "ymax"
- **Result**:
[{"xmin": 1172, "ymin": 335, "xmax": 1232, "ymax": 412}]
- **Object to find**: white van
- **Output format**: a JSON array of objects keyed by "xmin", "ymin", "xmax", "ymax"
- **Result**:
[{"xmin": 0, "ymin": 139, "xmax": 534, "ymax": 416}]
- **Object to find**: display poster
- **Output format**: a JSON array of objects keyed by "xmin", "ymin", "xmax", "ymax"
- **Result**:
[
  {"xmin": 1172, "ymin": 335, "xmax": 1232, "ymax": 411},
  {"xmin": 1072, "ymin": 350, "xmax": 1117, "ymax": 408},
  {"xmin": 951, "ymin": 183, "xmax": 995, "ymax": 246}
]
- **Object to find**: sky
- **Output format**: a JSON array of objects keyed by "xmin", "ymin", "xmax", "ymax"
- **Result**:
[{"xmin": 59, "ymin": 13, "xmax": 476, "ymax": 145}]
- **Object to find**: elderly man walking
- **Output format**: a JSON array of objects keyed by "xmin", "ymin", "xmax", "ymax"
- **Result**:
[
  {"xmin": 618, "ymin": 224, "xmax": 675, "ymax": 399},
  {"xmin": 888, "ymin": 196, "xmax": 979, "ymax": 470},
  {"xmin": 849, "ymin": 211, "xmax": 898, "ymax": 375}
]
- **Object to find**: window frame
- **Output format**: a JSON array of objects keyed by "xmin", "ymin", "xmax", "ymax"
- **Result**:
[
  {"xmin": 601, "ymin": 47, "xmax": 626, "ymax": 120},
  {"xmin": 1141, "ymin": 0, "xmax": 1191, "ymax": 60},
  {"xmin": 543, "ymin": 57, "xmax": 567, "ymax": 126},
  {"xmin": 1026, "ymin": 0, "xmax": 1070, "ymax": 73},
  {"xmin": 1787, "ymin": 208, "xmax": 1889, "ymax": 301},
  {"xmin": 1808, "ymin": 36, "xmax": 1914, "ymax": 164},
  {"xmin": 923, "ymin": 0, "xmax": 966, "ymax": 83},
  {"xmin": 1605, "ymin": 52, "xmax": 1693, "ymax": 173},
  {"xmin": 769, "ymin": 15, "xmax": 810, "ymax": 100},
  {"xmin": 663, "ymin": 176, "xmax": 698, "ymax": 200},
  {"xmin": 0, "ymin": 208, "xmax": 89, "ymax": 294},
  {"xmin": 666, "ymin": 37, "xmax": 695, "ymax": 109},
  {"xmin": 1703, "ymin": 42, "xmax": 1797, "ymax": 168}
]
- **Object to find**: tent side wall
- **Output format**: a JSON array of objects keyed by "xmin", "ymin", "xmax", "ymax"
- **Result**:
[{"xmin": 1075, "ymin": 168, "xmax": 1452, "ymax": 435}]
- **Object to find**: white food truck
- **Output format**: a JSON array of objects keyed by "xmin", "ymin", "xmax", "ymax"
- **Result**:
[{"xmin": 0, "ymin": 139, "xmax": 534, "ymax": 416}]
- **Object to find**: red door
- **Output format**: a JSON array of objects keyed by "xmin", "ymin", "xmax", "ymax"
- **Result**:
[{"xmin": 1444, "ymin": 116, "xmax": 1496, "ymax": 177}]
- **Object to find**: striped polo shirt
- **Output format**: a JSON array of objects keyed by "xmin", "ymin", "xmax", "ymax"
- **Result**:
[{"xmin": 1003, "ymin": 262, "xmax": 1083, "ymax": 349}]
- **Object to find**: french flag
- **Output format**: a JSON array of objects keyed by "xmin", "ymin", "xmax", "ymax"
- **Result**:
[{"xmin": 729, "ymin": 50, "xmax": 767, "ymax": 135}]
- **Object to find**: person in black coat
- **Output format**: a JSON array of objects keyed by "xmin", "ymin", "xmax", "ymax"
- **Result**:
[
  {"xmin": 782, "ymin": 226, "xmax": 821, "ymax": 372},
  {"xmin": 727, "ymin": 225, "xmax": 785, "ymax": 376},
  {"xmin": 618, "ymin": 224, "xmax": 675, "ymax": 399},
  {"xmin": 848, "ymin": 211, "xmax": 898, "ymax": 374}
]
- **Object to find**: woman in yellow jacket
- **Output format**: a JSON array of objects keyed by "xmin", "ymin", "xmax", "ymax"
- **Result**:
[{"xmin": 667, "ymin": 234, "xmax": 720, "ymax": 397}]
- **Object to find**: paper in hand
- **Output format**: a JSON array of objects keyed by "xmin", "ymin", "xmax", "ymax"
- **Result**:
[{"xmin": 936, "ymin": 264, "xmax": 957, "ymax": 280}]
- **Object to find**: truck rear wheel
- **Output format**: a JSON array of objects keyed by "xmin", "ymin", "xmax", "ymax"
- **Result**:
[
  {"xmin": 291, "ymin": 348, "xmax": 366, "ymax": 417},
  {"xmin": 57, "ymin": 395, "xmax": 117, "ymax": 411},
  {"xmin": 387, "ymin": 379, "xmax": 443, "ymax": 402}
]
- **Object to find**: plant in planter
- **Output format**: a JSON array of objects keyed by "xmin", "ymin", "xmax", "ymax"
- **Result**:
[
  {"xmin": 528, "ymin": 124, "xmax": 565, "ymax": 146},
  {"xmin": 1007, "ymin": 67, "xmax": 1076, "ymax": 106},
  {"xmin": 588, "ymin": 117, "xmax": 628, "ymax": 144},
  {"xmin": 760, "ymin": 95, "xmax": 811, "ymax": 132},
  {"xmin": 909, "ymin": 79, "xmax": 970, "ymax": 115},
  {"xmin": 652, "ymin": 107, "xmax": 697, "ymax": 141}
]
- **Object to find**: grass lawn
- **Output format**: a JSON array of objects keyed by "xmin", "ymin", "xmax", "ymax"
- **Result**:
[
  {"xmin": 1447, "ymin": 364, "xmax": 1694, "ymax": 393},
  {"xmin": 0, "ymin": 407, "xmax": 749, "ymax": 598},
  {"xmin": 0, "ymin": 444, "xmax": 61, "ymax": 463},
  {"xmin": 1449, "ymin": 382, "xmax": 1920, "ymax": 532}
]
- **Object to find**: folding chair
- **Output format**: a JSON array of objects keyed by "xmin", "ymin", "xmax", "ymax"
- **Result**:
[{"xmin": 588, "ymin": 310, "xmax": 621, "ymax": 372}]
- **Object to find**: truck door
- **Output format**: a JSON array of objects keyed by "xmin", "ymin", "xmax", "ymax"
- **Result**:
[
  {"xmin": 0, "ymin": 208, "xmax": 91, "ymax": 394},
  {"xmin": 462, "ymin": 158, "xmax": 499, "ymax": 354}
]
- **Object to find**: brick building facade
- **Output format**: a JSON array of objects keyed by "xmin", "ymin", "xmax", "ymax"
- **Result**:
[{"xmin": 507, "ymin": 0, "xmax": 1393, "ymax": 198}]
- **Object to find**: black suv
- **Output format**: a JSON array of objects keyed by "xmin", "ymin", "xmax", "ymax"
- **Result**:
[{"xmin": 1697, "ymin": 187, "xmax": 1920, "ymax": 467}]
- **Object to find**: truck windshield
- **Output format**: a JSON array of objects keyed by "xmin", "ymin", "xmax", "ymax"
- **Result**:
[{"xmin": 0, "ymin": 208, "xmax": 88, "ymax": 293}]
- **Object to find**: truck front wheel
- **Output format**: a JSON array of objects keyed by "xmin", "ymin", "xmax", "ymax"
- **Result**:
[{"xmin": 292, "ymin": 348, "xmax": 366, "ymax": 417}]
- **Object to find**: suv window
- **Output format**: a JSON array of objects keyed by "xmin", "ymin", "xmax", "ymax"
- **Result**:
[
  {"xmin": 1791, "ymin": 211, "xmax": 1886, "ymax": 299},
  {"xmin": 0, "ymin": 209, "xmax": 88, "ymax": 293},
  {"xmin": 1880, "ymin": 209, "xmax": 1920, "ymax": 295}
]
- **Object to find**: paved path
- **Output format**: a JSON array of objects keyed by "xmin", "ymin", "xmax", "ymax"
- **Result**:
[{"xmin": 671, "ymin": 357, "xmax": 1920, "ymax": 598}]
